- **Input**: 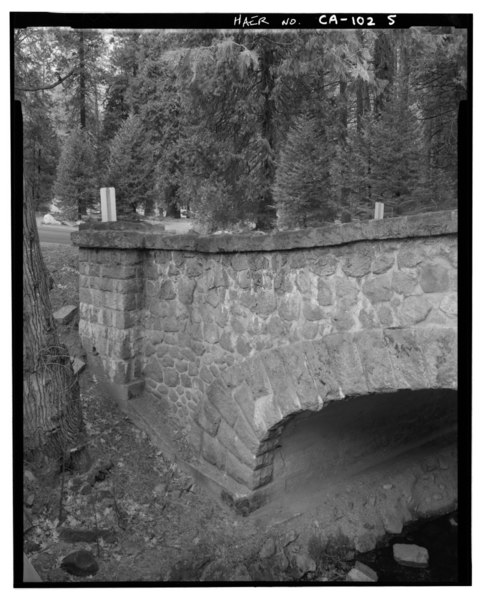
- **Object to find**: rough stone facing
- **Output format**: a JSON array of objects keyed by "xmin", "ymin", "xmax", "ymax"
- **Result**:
[{"xmin": 74, "ymin": 211, "xmax": 457, "ymax": 495}]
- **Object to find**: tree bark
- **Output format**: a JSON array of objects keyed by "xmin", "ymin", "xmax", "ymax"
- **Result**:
[
  {"xmin": 374, "ymin": 31, "xmax": 395, "ymax": 116},
  {"xmin": 399, "ymin": 32, "xmax": 411, "ymax": 110},
  {"xmin": 164, "ymin": 183, "xmax": 181, "ymax": 218},
  {"xmin": 339, "ymin": 78, "xmax": 349, "ymax": 212},
  {"xmin": 23, "ymin": 173, "xmax": 85, "ymax": 465},
  {"xmin": 79, "ymin": 31, "xmax": 86, "ymax": 129}
]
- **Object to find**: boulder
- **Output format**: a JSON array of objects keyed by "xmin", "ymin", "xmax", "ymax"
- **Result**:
[
  {"xmin": 53, "ymin": 305, "xmax": 78, "ymax": 325},
  {"xmin": 393, "ymin": 543, "xmax": 429, "ymax": 568},
  {"xmin": 293, "ymin": 551, "xmax": 317, "ymax": 575},
  {"xmin": 42, "ymin": 213, "xmax": 62, "ymax": 225},
  {"xmin": 61, "ymin": 550, "xmax": 99, "ymax": 577},
  {"xmin": 346, "ymin": 561, "xmax": 378, "ymax": 582},
  {"xmin": 381, "ymin": 509, "xmax": 404, "ymax": 534}
]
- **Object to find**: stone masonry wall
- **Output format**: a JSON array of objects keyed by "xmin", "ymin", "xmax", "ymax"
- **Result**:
[{"xmin": 74, "ymin": 210, "xmax": 457, "ymax": 497}]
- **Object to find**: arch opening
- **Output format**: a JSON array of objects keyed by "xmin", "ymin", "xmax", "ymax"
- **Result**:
[{"xmin": 252, "ymin": 389, "xmax": 457, "ymax": 524}]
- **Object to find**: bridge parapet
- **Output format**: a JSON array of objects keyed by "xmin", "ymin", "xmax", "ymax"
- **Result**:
[{"xmin": 73, "ymin": 210, "xmax": 457, "ymax": 497}]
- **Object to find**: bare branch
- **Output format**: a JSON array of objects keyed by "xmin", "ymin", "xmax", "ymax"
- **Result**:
[
  {"xmin": 416, "ymin": 108, "xmax": 456, "ymax": 121},
  {"xmin": 15, "ymin": 67, "xmax": 77, "ymax": 92}
]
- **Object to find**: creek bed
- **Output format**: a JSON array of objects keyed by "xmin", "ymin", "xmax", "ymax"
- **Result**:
[{"xmin": 354, "ymin": 511, "xmax": 459, "ymax": 583}]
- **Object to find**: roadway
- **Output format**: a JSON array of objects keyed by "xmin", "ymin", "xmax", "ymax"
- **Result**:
[{"xmin": 37, "ymin": 219, "xmax": 77, "ymax": 245}]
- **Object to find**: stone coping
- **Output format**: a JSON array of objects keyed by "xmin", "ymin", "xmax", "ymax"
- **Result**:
[{"xmin": 72, "ymin": 209, "xmax": 457, "ymax": 253}]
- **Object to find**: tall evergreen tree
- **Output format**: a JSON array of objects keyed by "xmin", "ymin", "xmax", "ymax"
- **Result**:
[
  {"xmin": 106, "ymin": 114, "xmax": 156, "ymax": 218},
  {"xmin": 54, "ymin": 128, "xmax": 97, "ymax": 220},
  {"xmin": 52, "ymin": 28, "xmax": 107, "ymax": 132},
  {"xmin": 14, "ymin": 28, "xmax": 62, "ymax": 210},
  {"xmin": 369, "ymin": 94, "xmax": 427, "ymax": 214},
  {"xmin": 101, "ymin": 32, "xmax": 140, "ymax": 143},
  {"xmin": 274, "ymin": 113, "xmax": 337, "ymax": 228}
]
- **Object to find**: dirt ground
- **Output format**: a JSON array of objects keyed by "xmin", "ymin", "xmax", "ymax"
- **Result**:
[{"xmin": 23, "ymin": 242, "xmax": 353, "ymax": 583}]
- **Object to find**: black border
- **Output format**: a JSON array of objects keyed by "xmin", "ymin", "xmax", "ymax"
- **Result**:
[
  {"xmin": 10, "ymin": 12, "xmax": 472, "ymax": 29},
  {"xmin": 12, "ymin": 12, "xmax": 473, "ymax": 588}
]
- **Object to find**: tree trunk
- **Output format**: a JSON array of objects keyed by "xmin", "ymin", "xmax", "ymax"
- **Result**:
[
  {"xmin": 78, "ymin": 31, "xmax": 86, "ymax": 129},
  {"xmin": 23, "ymin": 167, "xmax": 85, "ymax": 466},
  {"xmin": 356, "ymin": 31, "xmax": 370, "ymax": 133},
  {"xmin": 36, "ymin": 147, "xmax": 41, "ymax": 209},
  {"xmin": 164, "ymin": 183, "xmax": 180, "ymax": 218},
  {"xmin": 339, "ymin": 78, "xmax": 349, "ymax": 212},
  {"xmin": 399, "ymin": 32, "xmax": 410, "ymax": 110},
  {"xmin": 356, "ymin": 79, "xmax": 371, "ymax": 133},
  {"xmin": 374, "ymin": 31, "xmax": 395, "ymax": 116}
]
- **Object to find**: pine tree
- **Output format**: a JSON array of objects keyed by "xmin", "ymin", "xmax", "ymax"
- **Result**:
[
  {"xmin": 333, "ymin": 115, "xmax": 376, "ymax": 220},
  {"xmin": 51, "ymin": 28, "xmax": 107, "ymax": 132},
  {"xmin": 54, "ymin": 127, "xmax": 97, "ymax": 220},
  {"xmin": 273, "ymin": 113, "xmax": 337, "ymax": 228},
  {"xmin": 101, "ymin": 32, "xmax": 140, "ymax": 144},
  {"xmin": 106, "ymin": 114, "xmax": 156, "ymax": 218},
  {"xmin": 369, "ymin": 92, "xmax": 428, "ymax": 215},
  {"xmin": 14, "ymin": 29, "xmax": 61, "ymax": 210},
  {"xmin": 23, "ymin": 102, "xmax": 60, "ymax": 211}
]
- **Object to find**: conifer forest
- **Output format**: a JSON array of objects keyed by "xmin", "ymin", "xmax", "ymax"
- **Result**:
[{"xmin": 15, "ymin": 26, "xmax": 467, "ymax": 230}]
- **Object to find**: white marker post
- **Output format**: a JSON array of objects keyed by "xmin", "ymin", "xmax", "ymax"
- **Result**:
[
  {"xmin": 374, "ymin": 202, "xmax": 384, "ymax": 220},
  {"xmin": 100, "ymin": 187, "xmax": 117, "ymax": 222}
]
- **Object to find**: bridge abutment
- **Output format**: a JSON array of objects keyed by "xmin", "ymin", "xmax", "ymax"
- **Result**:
[{"xmin": 78, "ymin": 244, "xmax": 146, "ymax": 405}]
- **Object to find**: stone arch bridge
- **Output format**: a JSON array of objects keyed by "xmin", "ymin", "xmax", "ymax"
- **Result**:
[{"xmin": 73, "ymin": 210, "xmax": 457, "ymax": 516}]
